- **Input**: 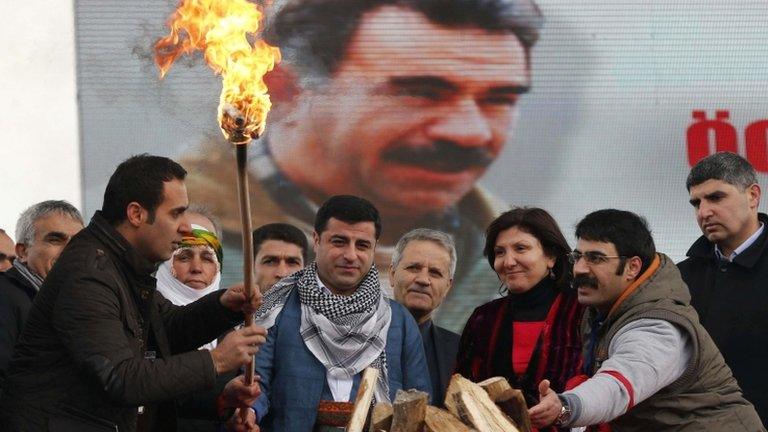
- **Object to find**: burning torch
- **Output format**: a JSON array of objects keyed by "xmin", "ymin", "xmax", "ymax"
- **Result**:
[{"xmin": 154, "ymin": 0, "xmax": 280, "ymax": 387}]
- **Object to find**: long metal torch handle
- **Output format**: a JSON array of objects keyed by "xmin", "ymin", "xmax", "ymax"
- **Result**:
[{"xmin": 235, "ymin": 144, "xmax": 256, "ymax": 386}]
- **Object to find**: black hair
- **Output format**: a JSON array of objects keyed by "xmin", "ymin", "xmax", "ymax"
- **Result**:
[
  {"xmin": 483, "ymin": 207, "xmax": 571, "ymax": 289},
  {"xmin": 266, "ymin": 0, "xmax": 543, "ymax": 83},
  {"xmin": 575, "ymin": 209, "xmax": 656, "ymax": 276},
  {"xmin": 102, "ymin": 154, "xmax": 187, "ymax": 225},
  {"xmin": 252, "ymin": 223, "xmax": 310, "ymax": 262},
  {"xmin": 686, "ymin": 151, "xmax": 758, "ymax": 191},
  {"xmin": 314, "ymin": 195, "xmax": 382, "ymax": 239}
]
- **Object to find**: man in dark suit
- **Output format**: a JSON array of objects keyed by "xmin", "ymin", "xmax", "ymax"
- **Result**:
[
  {"xmin": 0, "ymin": 200, "xmax": 84, "ymax": 379},
  {"xmin": 678, "ymin": 151, "xmax": 768, "ymax": 425},
  {"xmin": 0, "ymin": 229, "xmax": 15, "ymax": 272},
  {"xmin": 390, "ymin": 228, "xmax": 461, "ymax": 406}
]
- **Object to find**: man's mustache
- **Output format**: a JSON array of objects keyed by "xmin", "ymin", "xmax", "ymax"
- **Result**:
[
  {"xmin": 407, "ymin": 286, "xmax": 431, "ymax": 296},
  {"xmin": 382, "ymin": 140, "xmax": 496, "ymax": 173},
  {"xmin": 572, "ymin": 275, "xmax": 598, "ymax": 290}
]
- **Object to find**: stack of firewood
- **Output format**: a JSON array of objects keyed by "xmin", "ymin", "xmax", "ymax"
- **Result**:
[{"xmin": 344, "ymin": 369, "xmax": 532, "ymax": 432}]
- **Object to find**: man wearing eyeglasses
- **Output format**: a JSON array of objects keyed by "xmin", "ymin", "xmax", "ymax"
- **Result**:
[{"xmin": 528, "ymin": 209, "xmax": 762, "ymax": 431}]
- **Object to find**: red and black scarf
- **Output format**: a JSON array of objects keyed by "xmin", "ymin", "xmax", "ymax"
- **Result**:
[{"xmin": 456, "ymin": 279, "xmax": 584, "ymax": 412}]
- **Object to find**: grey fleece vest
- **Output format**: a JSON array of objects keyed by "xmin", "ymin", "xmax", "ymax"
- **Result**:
[{"xmin": 582, "ymin": 254, "xmax": 764, "ymax": 432}]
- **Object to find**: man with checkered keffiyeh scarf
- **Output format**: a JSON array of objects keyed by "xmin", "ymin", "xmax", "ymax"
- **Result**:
[
  {"xmin": 255, "ymin": 262, "xmax": 393, "ymax": 403},
  {"xmin": 249, "ymin": 195, "xmax": 432, "ymax": 431}
]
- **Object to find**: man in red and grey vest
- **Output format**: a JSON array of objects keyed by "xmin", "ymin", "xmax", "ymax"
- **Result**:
[{"xmin": 529, "ymin": 209, "xmax": 763, "ymax": 431}]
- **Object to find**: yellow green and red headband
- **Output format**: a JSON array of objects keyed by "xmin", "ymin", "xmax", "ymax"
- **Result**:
[{"xmin": 179, "ymin": 224, "xmax": 223, "ymax": 264}]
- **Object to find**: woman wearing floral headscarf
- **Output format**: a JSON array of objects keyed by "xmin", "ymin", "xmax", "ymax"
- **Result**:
[
  {"xmin": 157, "ymin": 211, "xmax": 224, "ymax": 351},
  {"xmin": 157, "ymin": 210, "xmax": 250, "ymax": 431}
]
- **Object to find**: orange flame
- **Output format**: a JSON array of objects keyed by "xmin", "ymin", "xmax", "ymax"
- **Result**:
[{"xmin": 155, "ymin": 0, "xmax": 280, "ymax": 143}]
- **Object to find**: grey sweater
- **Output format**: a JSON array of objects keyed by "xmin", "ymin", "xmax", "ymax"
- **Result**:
[{"xmin": 560, "ymin": 318, "xmax": 692, "ymax": 427}]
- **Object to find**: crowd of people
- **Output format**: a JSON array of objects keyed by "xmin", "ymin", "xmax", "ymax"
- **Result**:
[
  {"xmin": 1, "ymin": 0, "xmax": 766, "ymax": 428},
  {"xmin": 0, "ymin": 150, "xmax": 765, "ymax": 432}
]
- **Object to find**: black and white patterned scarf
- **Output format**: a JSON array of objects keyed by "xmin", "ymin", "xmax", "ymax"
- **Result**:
[
  {"xmin": 254, "ymin": 262, "xmax": 392, "ymax": 402},
  {"xmin": 12, "ymin": 259, "xmax": 43, "ymax": 291}
]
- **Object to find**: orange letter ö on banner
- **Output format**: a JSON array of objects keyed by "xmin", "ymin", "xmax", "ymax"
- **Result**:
[{"xmin": 686, "ymin": 110, "xmax": 738, "ymax": 166}]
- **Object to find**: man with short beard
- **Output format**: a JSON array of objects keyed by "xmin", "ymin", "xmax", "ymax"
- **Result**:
[
  {"xmin": 252, "ymin": 223, "xmax": 308, "ymax": 294},
  {"xmin": 251, "ymin": 195, "xmax": 430, "ymax": 431},
  {"xmin": 0, "ymin": 155, "xmax": 267, "ymax": 432},
  {"xmin": 528, "ymin": 209, "xmax": 762, "ymax": 431},
  {"xmin": 183, "ymin": 0, "xmax": 544, "ymax": 331},
  {"xmin": 679, "ymin": 152, "xmax": 768, "ymax": 424}
]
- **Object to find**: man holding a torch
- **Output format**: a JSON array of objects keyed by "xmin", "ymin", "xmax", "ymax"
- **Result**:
[{"xmin": 0, "ymin": 155, "xmax": 266, "ymax": 432}]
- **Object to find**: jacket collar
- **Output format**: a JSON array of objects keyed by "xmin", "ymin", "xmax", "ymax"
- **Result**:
[
  {"xmin": 418, "ymin": 318, "xmax": 433, "ymax": 335},
  {"xmin": 2, "ymin": 266, "xmax": 38, "ymax": 300},
  {"xmin": 88, "ymin": 211, "xmax": 157, "ymax": 278},
  {"xmin": 595, "ymin": 254, "xmax": 691, "ymax": 327},
  {"xmin": 10, "ymin": 259, "xmax": 43, "ymax": 291},
  {"xmin": 606, "ymin": 254, "xmax": 661, "ymax": 319},
  {"xmin": 685, "ymin": 213, "xmax": 768, "ymax": 269}
]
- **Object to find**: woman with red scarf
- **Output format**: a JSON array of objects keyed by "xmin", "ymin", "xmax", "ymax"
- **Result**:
[{"xmin": 455, "ymin": 208, "xmax": 584, "ymax": 431}]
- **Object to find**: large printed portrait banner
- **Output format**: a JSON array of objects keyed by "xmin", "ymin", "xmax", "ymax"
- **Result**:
[{"xmin": 77, "ymin": 0, "xmax": 768, "ymax": 331}]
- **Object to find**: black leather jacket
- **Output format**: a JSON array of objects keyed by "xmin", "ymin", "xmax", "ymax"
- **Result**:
[
  {"xmin": 0, "ymin": 266, "xmax": 37, "ymax": 383},
  {"xmin": 0, "ymin": 212, "xmax": 241, "ymax": 431}
]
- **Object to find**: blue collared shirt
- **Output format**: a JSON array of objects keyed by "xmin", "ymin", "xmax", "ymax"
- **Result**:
[{"xmin": 715, "ymin": 223, "xmax": 765, "ymax": 262}]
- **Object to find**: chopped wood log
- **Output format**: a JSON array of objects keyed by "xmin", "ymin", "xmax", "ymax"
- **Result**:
[
  {"xmin": 369, "ymin": 403, "xmax": 393, "ymax": 432},
  {"xmin": 424, "ymin": 405, "xmax": 472, "ymax": 432},
  {"xmin": 347, "ymin": 367, "xmax": 380, "ymax": 432},
  {"xmin": 444, "ymin": 374, "xmax": 520, "ymax": 432},
  {"xmin": 477, "ymin": 376, "xmax": 532, "ymax": 431},
  {"xmin": 452, "ymin": 391, "xmax": 494, "ymax": 431},
  {"xmin": 478, "ymin": 376, "xmax": 513, "ymax": 401},
  {"xmin": 495, "ymin": 388, "xmax": 532, "ymax": 432},
  {"xmin": 391, "ymin": 389, "xmax": 428, "ymax": 432}
]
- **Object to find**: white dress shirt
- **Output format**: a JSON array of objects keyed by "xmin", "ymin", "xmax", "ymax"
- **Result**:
[{"xmin": 315, "ymin": 275, "xmax": 355, "ymax": 401}]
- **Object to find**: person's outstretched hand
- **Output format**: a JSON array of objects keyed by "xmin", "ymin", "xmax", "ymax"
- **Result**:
[{"xmin": 528, "ymin": 379, "xmax": 563, "ymax": 428}]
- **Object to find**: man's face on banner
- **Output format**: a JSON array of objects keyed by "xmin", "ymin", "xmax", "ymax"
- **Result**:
[{"xmin": 294, "ymin": 6, "xmax": 530, "ymax": 216}]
